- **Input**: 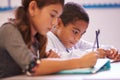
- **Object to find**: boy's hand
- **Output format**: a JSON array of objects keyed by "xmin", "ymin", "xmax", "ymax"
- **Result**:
[
  {"xmin": 106, "ymin": 48, "xmax": 120, "ymax": 62},
  {"xmin": 96, "ymin": 48, "xmax": 106, "ymax": 58},
  {"xmin": 46, "ymin": 49, "xmax": 60, "ymax": 58},
  {"xmin": 78, "ymin": 52, "xmax": 98, "ymax": 68},
  {"xmin": 97, "ymin": 48, "xmax": 120, "ymax": 62}
]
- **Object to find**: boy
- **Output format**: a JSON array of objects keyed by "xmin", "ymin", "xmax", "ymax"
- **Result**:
[{"xmin": 46, "ymin": 2, "xmax": 120, "ymax": 61}]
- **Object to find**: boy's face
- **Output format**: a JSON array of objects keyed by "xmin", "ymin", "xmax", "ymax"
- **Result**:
[{"xmin": 56, "ymin": 20, "xmax": 88, "ymax": 48}]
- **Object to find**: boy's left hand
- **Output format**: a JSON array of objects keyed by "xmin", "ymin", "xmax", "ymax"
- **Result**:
[
  {"xmin": 105, "ymin": 48, "xmax": 120, "ymax": 62},
  {"xmin": 97, "ymin": 48, "xmax": 120, "ymax": 62},
  {"xmin": 46, "ymin": 49, "xmax": 60, "ymax": 58}
]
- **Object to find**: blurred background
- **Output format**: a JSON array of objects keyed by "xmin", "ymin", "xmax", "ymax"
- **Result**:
[{"xmin": 0, "ymin": 0, "xmax": 120, "ymax": 49}]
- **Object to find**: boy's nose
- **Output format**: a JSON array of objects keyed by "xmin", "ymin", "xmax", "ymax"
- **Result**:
[{"xmin": 74, "ymin": 35, "xmax": 81, "ymax": 42}]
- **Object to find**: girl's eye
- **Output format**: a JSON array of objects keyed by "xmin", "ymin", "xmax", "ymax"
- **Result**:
[{"xmin": 50, "ymin": 14, "xmax": 56, "ymax": 18}]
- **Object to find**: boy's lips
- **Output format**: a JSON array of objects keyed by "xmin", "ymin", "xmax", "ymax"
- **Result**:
[{"xmin": 70, "ymin": 42, "xmax": 76, "ymax": 45}]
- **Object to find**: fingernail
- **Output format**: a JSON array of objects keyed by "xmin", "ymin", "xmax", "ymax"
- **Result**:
[{"xmin": 49, "ymin": 49, "xmax": 52, "ymax": 52}]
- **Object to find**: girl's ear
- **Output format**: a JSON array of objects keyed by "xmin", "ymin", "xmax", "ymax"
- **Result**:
[{"xmin": 28, "ymin": 1, "xmax": 38, "ymax": 17}]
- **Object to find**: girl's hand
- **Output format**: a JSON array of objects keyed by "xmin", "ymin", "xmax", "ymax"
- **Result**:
[{"xmin": 46, "ymin": 49, "xmax": 60, "ymax": 58}]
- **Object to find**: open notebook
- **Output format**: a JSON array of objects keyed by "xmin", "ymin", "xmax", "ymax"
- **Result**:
[{"xmin": 58, "ymin": 59, "xmax": 111, "ymax": 74}]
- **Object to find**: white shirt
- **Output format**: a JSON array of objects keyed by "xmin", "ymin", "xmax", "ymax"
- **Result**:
[{"xmin": 46, "ymin": 31, "xmax": 113, "ymax": 58}]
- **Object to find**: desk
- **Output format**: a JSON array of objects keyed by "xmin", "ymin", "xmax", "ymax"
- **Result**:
[{"xmin": 2, "ymin": 62, "xmax": 120, "ymax": 80}]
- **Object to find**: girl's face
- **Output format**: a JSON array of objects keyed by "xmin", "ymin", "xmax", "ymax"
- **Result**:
[
  {"xmin": 56, "ymin": 20, "xmax": 88, "ymax": 48},
  {"xmin": 29, "ymin": 1, "xmax": 63, "ymax": 36}
]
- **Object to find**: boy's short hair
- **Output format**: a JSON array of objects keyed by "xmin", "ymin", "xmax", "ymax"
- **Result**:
[{"xmin": 60, "ymin": 2, "xmax": 89, "ymax": 26}]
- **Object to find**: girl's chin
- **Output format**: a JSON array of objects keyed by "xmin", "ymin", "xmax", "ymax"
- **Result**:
[{"xmin": 40, "ymin": 31, "xmax": 48, "ymax": 36}]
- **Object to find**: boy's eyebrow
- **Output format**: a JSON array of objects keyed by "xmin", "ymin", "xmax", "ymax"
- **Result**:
[{"xmin": 73, "ymin": 27, "xmax": 81, "ymax": 32}]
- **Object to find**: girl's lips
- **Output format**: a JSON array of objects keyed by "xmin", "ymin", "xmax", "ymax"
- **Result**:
[
  {"xmin": 48, "ymin": 28, "xmax": 51, "ymax": 31},
  {"xmin": 47, "ymin": 28, "xmax": 51, "ymax": 32}
]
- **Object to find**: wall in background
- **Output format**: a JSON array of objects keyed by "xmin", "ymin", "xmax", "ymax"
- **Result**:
[
  {"xmin": 82, "ymin": 8, "xmax": 120, "ymax": 49},
  {"xmin": 0, "ymin": 0, "xmax": 120, "ymax": 49}
]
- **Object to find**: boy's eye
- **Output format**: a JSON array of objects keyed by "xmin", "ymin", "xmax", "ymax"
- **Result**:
[
  {"xmin": 81, "ymin": 32, "xmax": 85, "ymax": 35},
  {"xmin": 72, "ymin": 30, "xmax": 79, "ymax": 35}
]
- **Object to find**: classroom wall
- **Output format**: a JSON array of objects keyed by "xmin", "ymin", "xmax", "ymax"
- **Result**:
[
  {"xmin": 82, "ymin": 8, "xmax": 120, "ymax": 49},
  {"xmin": 0, "ymin": 0, "xmax": 120, "ymax": 49}
]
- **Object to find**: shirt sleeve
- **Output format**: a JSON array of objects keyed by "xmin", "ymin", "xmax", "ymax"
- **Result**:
[
  {"xmin": 78, "ymin": 39, "xmax": 116, "ymax": 50},
  {"xmin": 2, "ymin": 23, "xmax": 35, "ymax": 71},
  {"xmin": 75, "ymin": 39, "xmax": 93, "ymax": 51}
]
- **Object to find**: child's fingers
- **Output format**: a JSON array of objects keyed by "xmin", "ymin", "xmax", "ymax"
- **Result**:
[
  {"xmin": 49, "ymin": 53, "xmax": 60, "ymax": 58},
  {"xmin": 46, "ymin": 50, "xmax": 52, "ymax": 57},
  {"xmin": 46, "ymin": 50, "xmax": 60, "ymax": 58},
  {"xmin": 50, "ymin": 50, "xmax": 60, "ymax": 58},
  {"xmin": 110, "ymin": 48, "xmax": 118, "ymax": 54},
  {"xmin": 97, "ymin": 48, "xmax": 106, "ymax": 58},
  {"xmin": 105, "ymin": 48, "xmax": 120, "ymax": 61},
  {"xmin": 46, "ymin": 49, "xmax": 55, "ymax": 57},
  {"xmin": 110, "ymin": 53, "xmax": 117, "ymax": 59},
  {"xmin": 114, "ymin": 54, "xmax": 120, "ymax": 61},
  {"xmin": 106, "ymin": 48, "xmax": 117, "ymax": 58},
  {"xmin": 109, "ymin": 49, "xmax": 120, "ymax": 61}
]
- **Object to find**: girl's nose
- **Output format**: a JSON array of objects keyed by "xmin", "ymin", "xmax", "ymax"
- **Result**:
[{"xmin": 52, "ymin": 18, "xmax": 58, "ymax": 27}]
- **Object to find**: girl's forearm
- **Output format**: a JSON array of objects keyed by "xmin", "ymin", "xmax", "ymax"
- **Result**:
[
  {"xmin": 33, "ymin": 52, "xmax": 97, "ymax": 76},
  {"xmin": 33, "ymin": 58, "xmax": 79, "ymax": 75}
]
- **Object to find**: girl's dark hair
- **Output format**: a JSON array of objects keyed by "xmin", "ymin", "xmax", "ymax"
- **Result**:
[
  {"xmin": 14, "ymin": 0, "xmax": 64, "ymax": 59},
  {"xmin": 60, "ymin": 2, "xmax": 89, "ymax": 26}
]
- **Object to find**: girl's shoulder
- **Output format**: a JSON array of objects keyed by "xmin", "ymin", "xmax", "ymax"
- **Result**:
[
  {"xmin": 0, "ymin": 22, "xmax": 18, "ymax": 33},
  {"xmin": 0, "ymin": 22, "xmax": 21, "ymax": 39},
  {"xmin": 0, "ymin": 22, "xmax": 16, "ymax": 29}
]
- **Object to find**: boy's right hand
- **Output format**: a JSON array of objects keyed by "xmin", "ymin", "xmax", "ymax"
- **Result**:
[{"xmin": 77, "ymin": 52, "xmax": 98, "ymax": 68}]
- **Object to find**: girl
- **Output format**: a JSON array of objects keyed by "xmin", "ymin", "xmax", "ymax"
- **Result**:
[{"xmin": 0, "ymin": 0, "xmax": 97, "ymax": 78}]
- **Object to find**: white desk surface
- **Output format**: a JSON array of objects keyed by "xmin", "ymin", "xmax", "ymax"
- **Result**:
[{"xmin": 1, "ymin": 62, "xmax": 120, "ymax": 80}]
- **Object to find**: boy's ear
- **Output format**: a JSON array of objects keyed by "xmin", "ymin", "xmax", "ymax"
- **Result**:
[{"xmin": 57, "ymin": 18, "xmax": 64, "ymax": 28}]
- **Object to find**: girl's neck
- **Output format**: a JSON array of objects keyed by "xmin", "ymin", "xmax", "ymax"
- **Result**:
[{"xmin": 31, "ymin": 26, "xmax": 37, "ymax": 42}]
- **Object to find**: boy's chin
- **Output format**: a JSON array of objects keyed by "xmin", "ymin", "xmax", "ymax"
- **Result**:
[{"xmin": 66, "ymin": 45, "xmax": 74, "ymax": 48}]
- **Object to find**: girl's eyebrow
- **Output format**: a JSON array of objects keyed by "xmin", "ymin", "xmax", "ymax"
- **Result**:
[{"xmin": 52, "ymin": 9, "xmax": 58, "ymax": 14}]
